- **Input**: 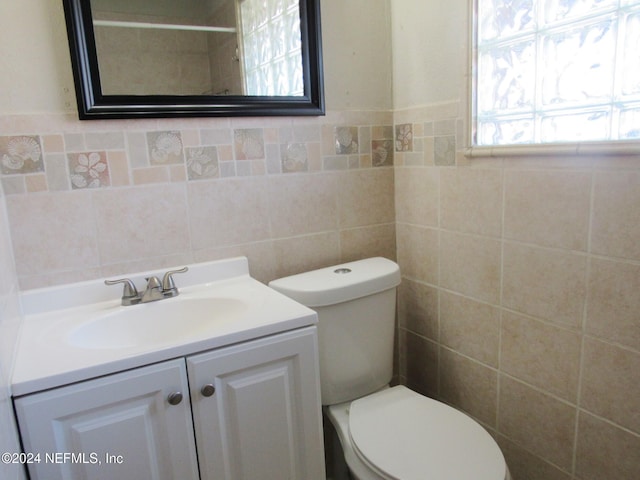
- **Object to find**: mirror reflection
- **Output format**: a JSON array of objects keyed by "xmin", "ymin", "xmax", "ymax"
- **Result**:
[{"xmin": 91, "ymin": 0, "xmax": 304, "ymax": 97}]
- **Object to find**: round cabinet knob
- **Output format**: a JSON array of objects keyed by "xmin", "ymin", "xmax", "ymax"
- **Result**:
[
  {"xmin": 167, "ymin": 391, "xmax": 183, "ymax": 405},
  {"xmin": 201, "ymin": 384, "xmax": 216, "ymax": 397}
]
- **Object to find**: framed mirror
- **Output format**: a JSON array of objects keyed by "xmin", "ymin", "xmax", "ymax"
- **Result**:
[{"xmin": 62, "ymin": 0, "xmax": 325, "ymax": 119}]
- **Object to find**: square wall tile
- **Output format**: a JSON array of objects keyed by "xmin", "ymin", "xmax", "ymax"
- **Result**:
[
  {"xmin": 591, "ymin": 171, "xmax": 640, "ymax": 261},
  {"xmin": 504, "ymin": 170, "xmax": 591, "ymax": 251},
  {"xmin": 502, "ymin": 242, "xmax": 587, "ymax": 328},
  {"xmin": 338, "ymin": 169, "xmax": 395, "ymax": 228},
  {"xmin": 440, "ymin": 291, "xmax": 500, "ymax": 367},
  {"xmin": 440, "ymin": 348, "xmax": 498, "ymax": 426},
  {"xmin": 440, "ymin": 231, "xmax": 501, "ymax": 304},
  {"xmin": 586, "ymin": 257, "xmax": 640, "ymax": 351},
  {"xmin": 267, "ymin": 174, "xmax": 338, "ymax": 237},
  {"xmin": 398, "ymin": 278, "xmax": 439, "ymax": 341},
  {"xmin": 339, "ymin": 223, "xmax": 396, "ymax": 264},
  {"xmin": 187, "ymin": 177, "xmax": 270, "ymax": 249},
  {"xmin": 395, "ymin": 167, "xmax": 438, "ymax": 227},
  {"xmin": 401, "ymin": 331, "xmax": 439, "ymax": 397},
  {"xmin": 497, "ymin": 436, "xmax": 572, "ymax": 480},
  {"xmin": 6, "ymin": 192, "xmax": 99, "ymax": 276},
  {"xmin": 576, "ymin": 412, "xmax": 640, "ymax": 480},
  {"xmin": 271, "ymin": 232, "xmax": 341, "ymax": 279},
  {"xmin": 498, "ymin": 376, "xmax": 576, "ymax": 470},
  {"xmin": 501, "ymin": 311, "xmax": 581, "ymax": 402},
  {"xmin": 581, "ymin": 337, "xmax": 640, "ymax": 434},
  {"xmin": 396, "ymin": 224, "xmax": 439, "ymax": 285},
  {"xmin": 440, "ymin": 168, "xmax": 503, "ymax": 237},
  {"xmin": 93, "ymin": 184, "xmax": 190, "ymax": 265}
]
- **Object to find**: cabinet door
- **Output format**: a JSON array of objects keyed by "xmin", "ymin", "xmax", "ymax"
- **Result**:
[
  {"xmin": 14, "ymin": 359, "xmax": 199, "ymax": 480},
  {"xmin": 188, "ymin": 326, "xmax": 325, "ymax": 480}
]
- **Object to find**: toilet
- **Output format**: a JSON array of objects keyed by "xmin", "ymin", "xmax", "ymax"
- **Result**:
[{"xmin": 269, "ymin": 257, "xmax": 510, "ymax": 480}]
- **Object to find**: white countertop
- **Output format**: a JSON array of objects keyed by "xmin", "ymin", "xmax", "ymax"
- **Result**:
[{"xmin": 12, "ymin": 257, "xmax": 317, "ymax": 397}]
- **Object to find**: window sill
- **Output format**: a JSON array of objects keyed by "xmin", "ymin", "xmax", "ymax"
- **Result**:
[{"xmin": 464, "ymin": 140, "xmax": 640, "ymax": 158}]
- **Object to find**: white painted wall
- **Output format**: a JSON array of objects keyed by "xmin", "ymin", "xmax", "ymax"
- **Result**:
[
  {"xmin": 391, "ymin": 0, "xmax": 468, "ymax": 109},
  {"xmin": 321, "ymin": 0, "xmax": 393, "ymax": 110},
  {"xmin": 0, "ymin": 0, "xmax": 393, "ymax": 114}
]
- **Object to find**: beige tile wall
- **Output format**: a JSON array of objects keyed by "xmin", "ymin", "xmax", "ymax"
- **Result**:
[
  {"xmin": 395, "ymin": 102, "xmax": 640, "ymax": 480},
  {"xmin": 2, "ymin": 105, "xmax": 639, "ymax": 480},
  {"xmin": 0, "ymin": 112, "xmax": 396, "ymax": 289}
]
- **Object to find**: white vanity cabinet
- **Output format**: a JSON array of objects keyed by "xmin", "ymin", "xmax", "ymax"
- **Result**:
[
  {"xmin": 14, "ymin": 327, "xmax": 325, "ymax": 480},
  {"xmin": 188, "ymin": 326, "xmax": 325, "ymax": 480},
  {"xmin": 14, "ymin": 358, "xmax": 200, "ymax": 480}
]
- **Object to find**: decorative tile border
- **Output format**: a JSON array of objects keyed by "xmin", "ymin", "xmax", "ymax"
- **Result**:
[
  {"xmin": 186, "ymin": 146, "xmax": 219, "ymax": 180},
  {"xmin": 0, "ymin": 118, "xmax": 405, "ymax": 195},
  {"xmin": 334, "ymin": 126, "xmax": 359, "ymax": 154},
  {"xmin": 68, "ymin": 152, "xmax": 110, "ymax": 189},
  {"xmin": 234, "ymin": 128, "xmax": 265, "ymax": 160},
  {"xmin": 281, "ymin": 143, "xmax": 308, "ymax": 173},
  {"xmin": 0, "ymin": 136, "xmax": 43, "ymax": 175},
  {"xmin": 147, "ymin": 131, "xmax": 183, "ymax": 165},
  {"xmin": 395, "ymin": 123, "xmax": 413, "ymax": 152}
]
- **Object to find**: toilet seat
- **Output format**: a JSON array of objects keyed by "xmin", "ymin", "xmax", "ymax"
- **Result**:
[{"xmin": 348, "ymin": 386, "xmax": 507, "ymax": 480}]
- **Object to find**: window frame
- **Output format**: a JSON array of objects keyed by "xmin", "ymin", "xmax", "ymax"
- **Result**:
[{"xmin": 466, "ymin": 0, "xmax": 640, "ymax": 157}]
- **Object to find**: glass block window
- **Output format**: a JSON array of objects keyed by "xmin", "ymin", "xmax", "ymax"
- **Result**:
[
  {"xmin": 239, "ymin": 0, "xmax": 303, "ymax": 96},
  {"xmin": 474, "ymin": 0, "xmax": 640, "ymax": 146}
]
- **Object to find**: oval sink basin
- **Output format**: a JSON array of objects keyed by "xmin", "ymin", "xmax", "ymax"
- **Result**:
[{"xmin": 67, "ymin": 297, "xmax": 248, "ymax": 349}]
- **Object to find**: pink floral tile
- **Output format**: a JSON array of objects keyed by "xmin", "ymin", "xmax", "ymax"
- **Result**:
[
  {"xmin": 0, "ymin": 135, "xmax": 44, "ymax": 175},
  {"xmin": 67, "ymin": 152, "xmax": 110, "ymax": 189}
]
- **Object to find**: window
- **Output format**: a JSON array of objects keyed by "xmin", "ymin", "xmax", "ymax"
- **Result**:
[
  {"xmin": 474, "ymin": 0, "xmax": 640, "ymax": 147},
  {"xmin": 238, "ymin": 0, "xmax": 304, "ymax": 96}
]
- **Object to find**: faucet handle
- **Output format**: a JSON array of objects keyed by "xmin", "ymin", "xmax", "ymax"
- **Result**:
[
  {"xmin": 104, "ymin": 278, "xmax": 139, "ymax": 306},
  {"xmin": 162, "ymin": 266, "xmax": 189, "ymax": 296}
]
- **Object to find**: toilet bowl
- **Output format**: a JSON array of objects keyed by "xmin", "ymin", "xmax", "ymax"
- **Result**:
[
  {"xmin": 326, "ymin": 386, "xmax": 510, "ymax": 480},
  {"xmin": 269, "ymin": 258, "xmax": 509, "ymax": 480}
]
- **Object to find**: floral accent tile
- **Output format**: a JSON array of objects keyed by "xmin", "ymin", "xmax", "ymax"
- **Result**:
[
  {"xmin": 234, "ymin": 128, "xmax": 265, "ymax": 160},
  {"xmin": 434, "ymin": 135, "xmax": 456, "ymax": 166},
  {"xmin": 146, "ymin": 131, "xmax": 184, "ymax": 165},
  {"xmin": 281, "ymin": 143, "xmax": 308, "ymax": 173},
  {"xmin": 395, "ymin": 123, "xmax": 413, "ymax": 152},
  {"xmin": 372, "ymin": 140, "xmax": 394, "ymax": 166},
  {"xmin": 334, "ymin": 126, "xmax": 359, "ymax": 154},
  {"xmin": 186, "ymin": 146, "xmax": 219, "ymax": 180},
  {"xmin": 0, "ymin": 135, "xmax": 44, "ymax": 175},
  {"xmin": 68, "ymin": 152, "xmax": 110, "ymax": 189}
]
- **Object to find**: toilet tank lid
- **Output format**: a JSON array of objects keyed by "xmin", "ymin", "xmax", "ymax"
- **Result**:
[{"xmin": 268, "ymin": 257, "xmax": 401, "ymax": 307}]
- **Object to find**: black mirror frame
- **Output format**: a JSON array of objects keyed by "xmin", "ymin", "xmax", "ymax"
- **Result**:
[{"xmin": 62, "ymin": 0, "xmax": 325, "ymax": 119}]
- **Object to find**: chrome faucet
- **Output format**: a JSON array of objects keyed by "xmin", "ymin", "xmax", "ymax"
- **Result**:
[
  {"xmin": 105, "ymin": 267, "xmax": 189, "ymax": 306},
  {"xmin": 141, "ymin": 276, "xmax": 164, "ymax": 303}
]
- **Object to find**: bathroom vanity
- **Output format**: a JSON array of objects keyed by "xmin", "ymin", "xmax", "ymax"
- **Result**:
[{"xmin": 11, "ymin": 258, "xmax": 325, "ymax": 480}]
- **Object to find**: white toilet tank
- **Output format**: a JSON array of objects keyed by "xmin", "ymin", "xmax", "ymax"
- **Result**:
[{"xmin": 269, "ymin": 257, "xmax": 401, "ymax": 406}]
